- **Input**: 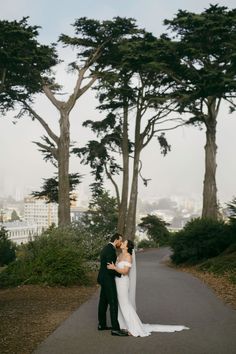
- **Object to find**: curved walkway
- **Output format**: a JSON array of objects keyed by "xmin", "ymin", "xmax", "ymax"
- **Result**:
[{"xmin": 34, "ymin": 248, "xmax": 236, "ymax": 354}]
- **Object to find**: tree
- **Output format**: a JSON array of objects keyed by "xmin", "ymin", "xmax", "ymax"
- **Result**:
[
  {"xmin": 0, "ymin": 227, "xmax": 16, "ymax": 266},
  {"xmin": 138, "ymin": 214, "xmax": 170, "ymax": 246},
  {"xmin": 0, "ymin": 17, "xmax": 57, "ymax": 113},
  {"xmin": 1, "ymin": 17, "xmax": 139, "ymax": 226},
  {"xmin": 160, "ymin": 4, "xmax": 236, "ymax": 219},
  {"xmin": 11, "ymin": 210, "xmax": 20, "ymax": 221},
  {"xmin": 75, "ymin": 30, "xmax": 181, "ymax": 240},
  {"xmin": 31, "ymin": 173, "xmax": 81, "ymax": 204},
  {"xmin": 226, "ymin": 197, "xmax": 236, "ymax": 224},
  {"xmin": 81, "ymin": 188, "xmax": 118, "ymax": 237}
]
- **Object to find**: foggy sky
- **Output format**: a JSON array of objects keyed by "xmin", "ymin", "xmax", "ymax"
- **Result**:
[{"xmin": 0, "ymin": 0, "xmax": 236, "ymax": 207}]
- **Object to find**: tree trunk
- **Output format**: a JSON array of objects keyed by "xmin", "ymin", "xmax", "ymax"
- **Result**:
[
  {"xmin": 58, "ymin": 111, "xmax": 71, "ymax": 226},
  {"xmin": 202, "ymin": 99, "xmax": 218, "ymax": 220},
  {"xmin": 117, "ymin": 106, "xmax": 129, "ymax": 235},
  {"xmin": 125, "ymin": 149, "xmax": 140, "ymax": 241},
  {"xmin": 125, "ymin": 111, "xmax": 142, "ymax": 241}
]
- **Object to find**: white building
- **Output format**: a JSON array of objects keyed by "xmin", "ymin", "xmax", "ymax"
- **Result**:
[
  {"xmin": 1, "ymin": 221, "xmax": 40, "ymax": 245},
  {"xmin": 24, "ymin": 196, "xmax": 58, "ymax": 229},
  {"xmin": 70, "ymin": 206, "xmax": 85, "ymax": 222}
]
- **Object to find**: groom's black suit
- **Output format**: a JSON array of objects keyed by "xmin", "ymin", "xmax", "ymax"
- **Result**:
[{"xmin": 97, "ymin": 243, "xmax": 121, "ymax": 330}]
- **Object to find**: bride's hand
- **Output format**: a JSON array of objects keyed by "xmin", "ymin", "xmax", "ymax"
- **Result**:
[{"xmin": 107, "ymin": 262, "xmax": 116, "ymax": 270}]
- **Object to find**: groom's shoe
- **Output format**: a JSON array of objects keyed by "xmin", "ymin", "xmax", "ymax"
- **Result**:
[
  {"xmin": 111, "ymin": 330, "xmax": 129, "ymax": 336},
  {"xmin": 98, "ymin": 325, "xmax": 112, "ymax": 331}
]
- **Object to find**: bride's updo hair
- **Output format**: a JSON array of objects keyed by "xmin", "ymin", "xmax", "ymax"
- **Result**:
[{"xmin": 127, "ymin": 240, "xmax": 134, "ymax": 255}]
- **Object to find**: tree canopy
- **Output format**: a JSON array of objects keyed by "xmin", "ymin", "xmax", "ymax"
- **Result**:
[
  {"xmin": 0, "ymin": 17, "xmax": 57, "ymax": 113},
  {"xmin": 81, "ymin": 189, "xmax": 118, "ymax": 237},
  {"xmin": 138, "ymin": 214, "xmax": 170, "ymax": 246},
  {"xmin": 160, "ymin": 4, "xmax": 236, "ymax": 115}
]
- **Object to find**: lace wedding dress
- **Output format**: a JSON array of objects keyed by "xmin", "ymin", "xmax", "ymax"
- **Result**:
[{"xmin": 115, "ymin": 255, "xmax": 189, "ymax": 337}]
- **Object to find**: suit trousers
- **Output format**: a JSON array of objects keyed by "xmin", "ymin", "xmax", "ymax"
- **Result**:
[{"xmin": 98, "ymin": 278, "xmax": 120, "ymax": 330}]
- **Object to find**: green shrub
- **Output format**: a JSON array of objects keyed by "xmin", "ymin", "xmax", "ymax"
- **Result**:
[
  {"xmin": 228, "ymin": 222, "xmax": 236, "ymax": 243},
  {"xmin": 222, "ymin": 242, "xmax": 236, "ymax": 254},
  {"xmin": 138, "ymin": 214, "xmax": 170, "ymax": 246},
  {"xmin": 197, "ymin": 247, "xmax": 236, "ymax": 284},
  {"xmin": 137, "ymin": 239, "xmax": 156, "ymax": 248},
  {"xmin": 170, "ymin": 218, "xmax": 234, "ymax": 264},
  {"xmin": 0, "ymin": 227, "xmax": 16, "ymax": 266},
  {"xmin": 0, "ymin": 227, "xmax": 88, "ymax": 288},
  {"xmin": 71, "ymin": 222, "xmax": 107, "ymax": 261},
  {"xmin": 0, "ymin": 259, "xmax": 33, "ymax": 287}
]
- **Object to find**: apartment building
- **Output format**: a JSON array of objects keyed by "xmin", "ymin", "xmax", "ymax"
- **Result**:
[{"xmin": 24, "ymin": 196, "xmax": 58, "ymax": 229}]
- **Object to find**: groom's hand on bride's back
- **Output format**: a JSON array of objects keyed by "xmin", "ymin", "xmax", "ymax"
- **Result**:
[{"xmin": 107, "ymin": 262, "xmax": 115, "ymax": 270}]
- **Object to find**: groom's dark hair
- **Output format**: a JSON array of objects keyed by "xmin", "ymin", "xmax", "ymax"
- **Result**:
[{"xmin": 110, "ymin": 233, "xmax": 122, "ymax": 242}]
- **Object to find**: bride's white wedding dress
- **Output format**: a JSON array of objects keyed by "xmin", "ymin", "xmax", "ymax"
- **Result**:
[{"xmin": 115, "ymin": 258, "xmax": 189, "ymax": 337}]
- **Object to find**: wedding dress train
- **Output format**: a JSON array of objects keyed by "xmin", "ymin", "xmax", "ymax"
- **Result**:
[{"xmin": 115, "ymin": 259, "xmax": 189, "ymax": 337}]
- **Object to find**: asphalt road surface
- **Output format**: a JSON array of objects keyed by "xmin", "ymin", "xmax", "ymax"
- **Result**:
[{"xmin": 34, "ymin": 248, "xmax": 236, "ymax": 354}]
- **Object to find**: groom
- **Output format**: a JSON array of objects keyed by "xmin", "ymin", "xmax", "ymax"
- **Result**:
[{"xmin": 97, "ymin": 233, "xmax": 128, "ymax": 336}]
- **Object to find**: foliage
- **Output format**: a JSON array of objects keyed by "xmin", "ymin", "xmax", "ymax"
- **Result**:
[
  {"xmin": 59, "ymin": 16, "xmax": 139, "ymax": 70},
  {"xmin": 69, "ymin": 222, "xmax": 106, "ymax": 263},
  {"xmin": 160, "ymin": 5, "xmax": 236, "ymax": 220},
  {"xmin": 137, "ymin": 239, "xmax": 156, "ymax": 249},
  {"xmin": 0, "ymin": 17, "xmax": 57, "ymax": 113},
  {"xmin": 11, "ymin": 210, "xmax": 20, "ymax": 221},
  {"xmin": 1, "ymin": 17, "xmax": 139, "ymax": 227},
  {"xmin": 74, "ymin": 29, "xmax": 174, "ymax": 185},
  {"xmin": 138, "ymin": 214, "xmax": 170, "ymax": 246},
  {"xmin": 31, "ymin": 173, "xmax": 82, "ymax": 203},
  {"xmin": 228, "ymin": 221, "xmax": 236, "ymax": 243},
  {"xmin": 73, "ymin": 127, "xmax": 123, "ymax": 184},
  {"xmin": 226, "ymin": 197, "xmax": 236, "ymax": 224},
  {"xmin": 170, "ymin": 218, "xmax": 235, "ymax": 264},
  {"xmin": 81, "ymin": 189, "xmax": 118, "ymax": 238},
  {"xmin": 0, "ymin": 227, "xmax": 88, "ymax": 288},
  {"xmin": 197, "ymin": 245, "xmax": 236, "ymax": 284},
  {"xmin": 161, "ymin": 5, "xmax": 236, "ymax": 114},
  {"xmin": 0, "ymin": 227, "xmax": 16, "ymax": 266},
  {"xmin": 74, "ymin": 27, "xmax": 178, "ymax": 239}
]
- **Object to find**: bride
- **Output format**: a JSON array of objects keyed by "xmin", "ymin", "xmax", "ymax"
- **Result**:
[{"xmin": 107, "ymin": 240, "xmax": 189, "ymax": 337}]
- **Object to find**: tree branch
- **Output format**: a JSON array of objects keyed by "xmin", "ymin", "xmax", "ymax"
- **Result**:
[
  {"xmin": 223, "ymin": 96, "xmax": 236, "ymax": 108},
  {"xmin": 66, "ymin": 71, "xmax": 97, "ymax": 112},
  {"xmin": 216, "ymin": 98, "xmax": 221, "ymax": 116},
  {"xmin": 0, "ymin": 68, "xmax": 7, "ymax": 91},
  {"xmin": 33, "ymin": 141, "xmax": 58, "ymax": 159},
  {"xmin": 138, "ymin": 159, "xmax": 151, "ymax": 186},
  {"xmin": 104, "ymin": 163, "xmax": 121, "ymax": 207},
  {"xmin": 23, "ymin": 102, "xmax": 59, "ymax": 144},
  {"xmin": 43, "ymin": 85, "xmax": 64, "ymax": 110},
  {"xmin": 154, "ymin": 122, "xmax": 186, "ymax": 133},
  {"xmin": 78, "ymin": 75, "xmax": 97, "ymax": 97}
]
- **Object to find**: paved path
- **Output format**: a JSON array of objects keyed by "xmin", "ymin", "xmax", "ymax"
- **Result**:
[{"xmin": 34, "ymin": 248, "xmax": 236, "ymax": 354}]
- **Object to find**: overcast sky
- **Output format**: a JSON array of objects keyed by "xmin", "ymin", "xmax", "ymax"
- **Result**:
[{"xmin": 0, "ymin": 0, "xmax": 236, "ymax": 207}]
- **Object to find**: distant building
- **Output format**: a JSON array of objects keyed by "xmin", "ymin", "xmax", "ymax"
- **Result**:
[
  {"xmin": 0, "ymin": 207, "xmax": 21, "ymax": 222},
  {"xmin": 1, "ymin": 221, "xmax": 40, "ymax": 245},
  {"xmin": 70, "ymin": 206, "xmax": 85, "ymax": 222},
  {"xmin": 24, "ymin": 196, "xmax": 58, "ymax": 229}
]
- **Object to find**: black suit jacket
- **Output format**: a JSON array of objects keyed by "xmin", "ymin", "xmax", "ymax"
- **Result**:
[{"xmin": 97, "ymin": 243, "xmax": 121, "ymax": 285}]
